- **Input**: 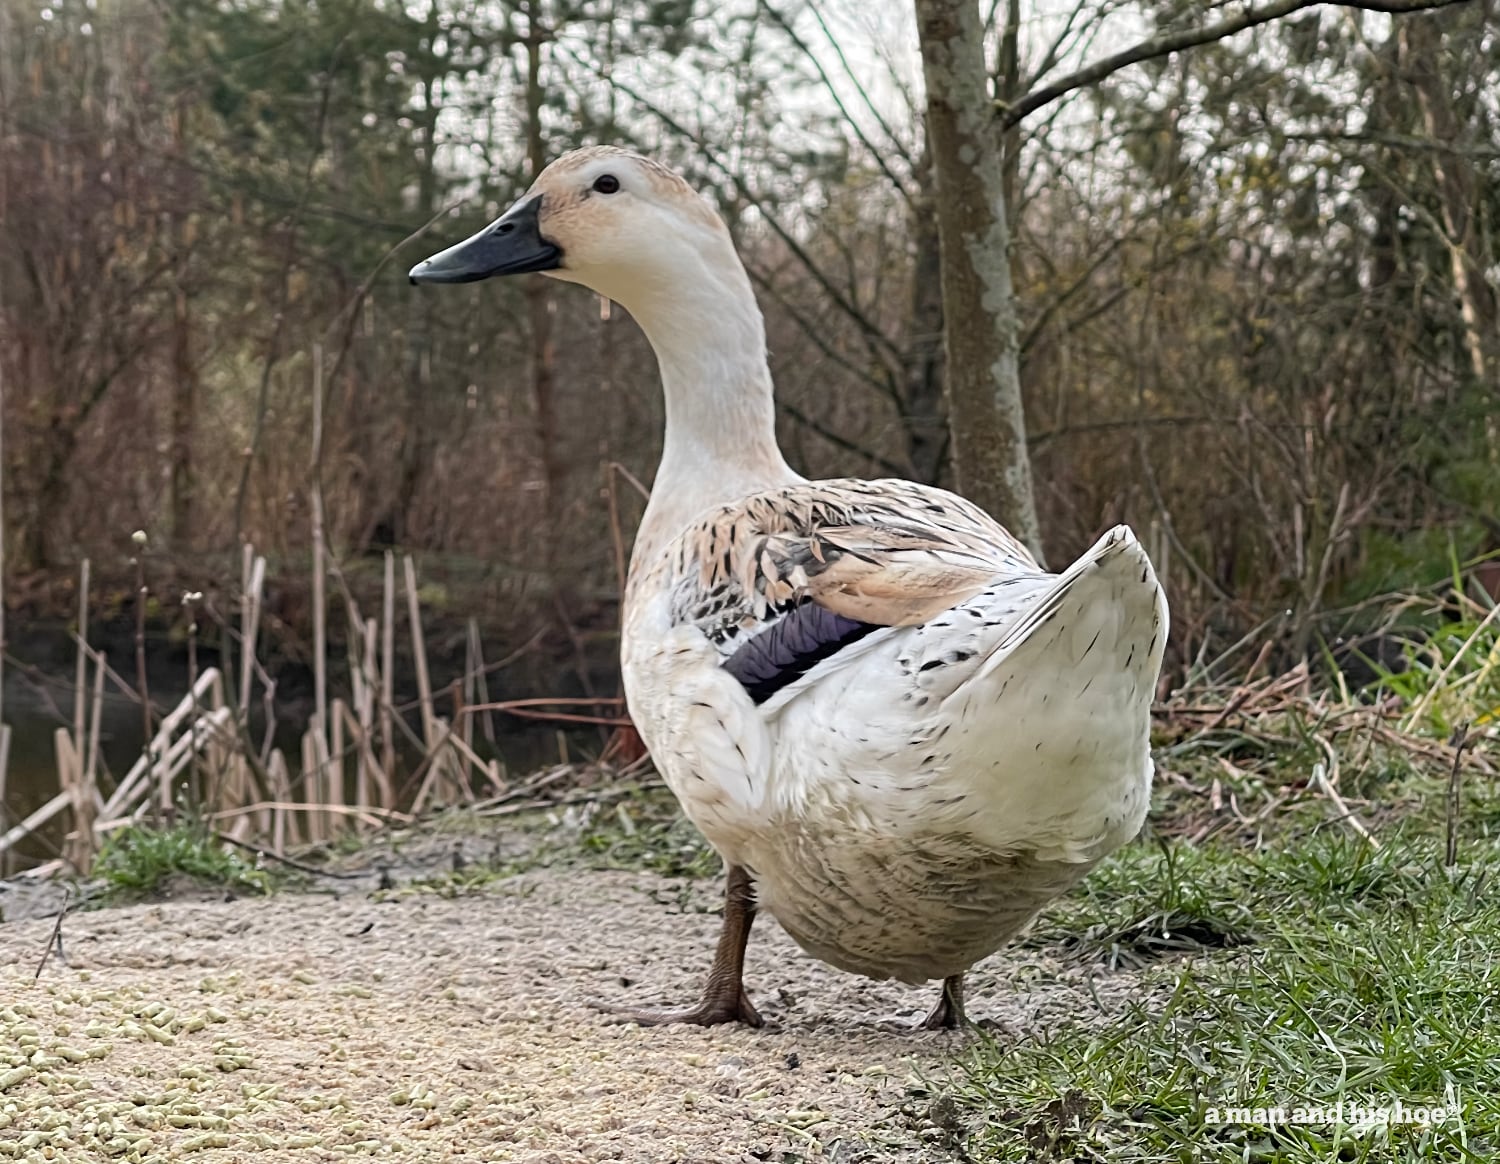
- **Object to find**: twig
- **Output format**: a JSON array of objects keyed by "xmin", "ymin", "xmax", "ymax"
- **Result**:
[
  {"xmin": 1404, "ymin": 601, "xmax": 1500, "ymax": 731},
  {"xmin": 472, "ymin": 780, "xmax": 661, "ymax": 818},
  {"xmin": 998, "ymin": 0, "xmax": 1476, "ymax": 129},
  {"xmin": 471, "ymin": 764, "xmax": 582, "ymax": 810},
  {"xmin": 207, "ymin": 801, "xmax": 407, "ymax": 825},
  {"xmin": 1445, "ymin": 723, "xmax": 1470, "ymax": 869},
  {"xmin": 466, "ymin": 697, "xmax": 624, "ymax": 709},
  {"xmin": 33, "ymin": 886, "xmax": 71, "ymax": 983},
  {"xmin": 1310, "ymin": 737, "xmax": 1380, "ymax": 849},
  {"xmin": 319, "ymin": 196, "xmax": 471, "ymax": 393},
  {"xmin": 459, "ymin": 696, "xmax": 631, "ymax": 728},
  {"xmin": 476, "ymin": 708, "xmax": 631, "ymax": 727},
  {"xmin": 381, "ymin": 550, "xmax": 396, "ymax": 784},
  {"xmin": 215, "ymin": 833, "xmax": 370, "ymax": 880},
  {"xmin": 134, "ymin": 543, "xmax": 154, "ymax": 754},
  {"xmin": 73, "ymin": 558, "xmax": 89, "ymax": 769}
]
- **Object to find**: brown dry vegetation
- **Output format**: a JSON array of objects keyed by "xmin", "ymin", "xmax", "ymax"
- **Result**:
[{"xmin": 0, "ymin": 1, "xmax": 1495, "ymax": 711}]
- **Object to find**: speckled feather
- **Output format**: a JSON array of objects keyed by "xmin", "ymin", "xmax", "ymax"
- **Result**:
[{"xmin": 645, "ymin": 478, "xmax": 1035, "ymax": 647}]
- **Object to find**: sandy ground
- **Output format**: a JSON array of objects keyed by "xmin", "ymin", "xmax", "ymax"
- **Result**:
[{"xmin": 0, "ymin": 863, "xmax": 1141, "ymax": 1162}]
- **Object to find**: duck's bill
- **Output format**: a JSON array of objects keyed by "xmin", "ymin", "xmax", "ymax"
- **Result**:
[{"xmin": 408, "ymin": 195, "xmax": 561, "ymax": 285}]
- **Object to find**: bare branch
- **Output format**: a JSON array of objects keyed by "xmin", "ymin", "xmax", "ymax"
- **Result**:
[
  {"xmin": 1020, "ymin": 236, "xmax": 1125, "ymax": 354},
  {"xmin": 1280, "ymin": 129, "xmax": 1500, "ymax": 159},
  {"xmin": 1025, "ymin": 0, "xmax": 1104, "ymax": 90},
  {"xmin": 803, "ymin": 0, "xmax": 920, "ymax": 173},
  {"xmin": 999, "ymin": 0, "xmax": 1479, "ymax": 129},
  {"xmin": 757, "ymin": 1, "xmax": 916, "ymax": 207},
  {"xmin": 777, "ymin": 400, "xmax": 909, "ymax": 477},
  {"xmin": 745, "ymin": 261, "xmax": 901, "ymax": 406}
]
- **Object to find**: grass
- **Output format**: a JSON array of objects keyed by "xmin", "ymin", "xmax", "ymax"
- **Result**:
[
  {"xmin": 944, "ymin": 826, "xmax": 1499, "ymax": 1161},
  {"xmin": 573, "ymin": 788, "xmax": 720, "ymax": 879},
  {"xmin": 73, "ymin": 609, "xmax": 1495, "ymax": 1163},
  {"xmin": 94, "ymin": 823, "xmax": 274, "ymax": 899},
  {"xmin": 1379, "ymin": 611, "xmax": 1500, "ymax": 739}
]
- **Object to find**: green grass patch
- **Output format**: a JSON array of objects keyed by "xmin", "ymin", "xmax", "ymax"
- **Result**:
[
  {"xmin": 401, "ymin": 864, "xmax": 513, "ymax": 897},
  {"xmin": 573, "ymin": 788, "xmax": 720, "ymax": 879},
  {"xmin": 94, "ymin": 824, "xmax": 273, "ymax": 899},
  {"xmin": 1373, "ymin": 611, "xmax": 1500, "ymax": 739},
  {"xmin": 947, "ymin": 827, "xmax": 1499, "ymax": 1161}
]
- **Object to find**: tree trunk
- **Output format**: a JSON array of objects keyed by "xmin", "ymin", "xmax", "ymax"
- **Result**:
[
  {"xmin": 914, "ymin": 0, "xmax": 1043, "ymax": 560},
  {"xmin": 900, "ymin": 143, "xmax": 948, "ymax": 486},
  {"xmin": 1400, "ymin": 12, "xmax": 1495, "ymax": 388}
]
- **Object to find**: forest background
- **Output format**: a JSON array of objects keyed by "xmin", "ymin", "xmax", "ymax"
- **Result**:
[{"xmin": 0, "ymin": 0, "xmax": 1495, "ymax": 787}]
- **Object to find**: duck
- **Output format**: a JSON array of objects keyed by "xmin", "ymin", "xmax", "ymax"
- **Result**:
[{"xmin": 409, "ymin": 146, "xmax": 1168, "ymax": 1028}]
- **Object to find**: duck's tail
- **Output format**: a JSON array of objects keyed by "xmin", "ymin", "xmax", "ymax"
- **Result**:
[
  {"xmin": 938, "ymin": 526, "xmax": 1167, "ymax": 860},
  {"xmin": 970, "ymin": 524, "xmax": 1167, "ymax": 689}
]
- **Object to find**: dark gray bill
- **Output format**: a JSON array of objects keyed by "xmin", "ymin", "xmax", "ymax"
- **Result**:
[{"xmin": 408, "ymin": 195, "xmax": 561, "ymax": 284}]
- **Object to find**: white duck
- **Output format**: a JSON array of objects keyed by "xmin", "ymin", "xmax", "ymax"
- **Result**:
[{"xmin": 410, "ymin": 147, "xmax": 1168, "ymax": 1028}]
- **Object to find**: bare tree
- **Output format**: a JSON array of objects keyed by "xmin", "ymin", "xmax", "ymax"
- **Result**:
[{"xmin": 915, "ymin": 0, "xmax": 1479, "ymax": 557}]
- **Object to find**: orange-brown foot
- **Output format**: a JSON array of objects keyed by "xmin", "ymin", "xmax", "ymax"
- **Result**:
[
  {"xmin": 597, "ymin": 989, "xmax": 763, "ymax": 1028},
  {"xmin": 599, "ymin": 863, "xmax": 764, "ymax": 1028}
]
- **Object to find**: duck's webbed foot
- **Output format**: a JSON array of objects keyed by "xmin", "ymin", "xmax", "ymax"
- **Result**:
[
  {"xmin": 920, "ymin": 973, "xmax": 967, "ymax": 1030},
  {"xmin": 597, "ymin": 863, "xmax": 764, "ymax": 1028},
  {"xmin": 599, "ymin": 986, "xmax": 763, "ymax": 1028}
]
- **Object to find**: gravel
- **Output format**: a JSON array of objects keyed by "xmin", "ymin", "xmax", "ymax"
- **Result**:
[{"xmin": 0, "ymin": 866, "xmax": 1142, "ymax": 1162}]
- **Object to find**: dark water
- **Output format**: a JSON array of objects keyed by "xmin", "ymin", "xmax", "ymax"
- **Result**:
[
  {"xmin": 2, "ymin": 680, "xmax": 146, "ymax": 869},
  {"xmin": 1, "ymin": 610, "xmax": 617, "ymax": 872},
  {"xmin": 0, "ymin": 668, "xmax": 593, "ymax": 873}
]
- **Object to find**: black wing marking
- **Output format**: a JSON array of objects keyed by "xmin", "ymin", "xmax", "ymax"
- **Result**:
[{"xmin": 722, "ymin": 599, "xmax": 878, "ymax": 705}]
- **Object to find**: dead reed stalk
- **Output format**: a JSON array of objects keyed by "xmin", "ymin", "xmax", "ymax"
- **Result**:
[{"xmin": 0, "ymin": 536, "xmax": 578, "ymax": 871}]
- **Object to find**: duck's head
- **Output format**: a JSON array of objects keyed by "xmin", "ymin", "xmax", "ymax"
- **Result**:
[{"xmin": 408, "ymin": 146, "xmax": 736, "ymax": 311}]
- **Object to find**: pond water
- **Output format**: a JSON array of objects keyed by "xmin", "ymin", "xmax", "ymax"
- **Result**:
[
  {"xmin": 0, "ymin": 666, "xmax": 590, "ymax": 874},
  {"xmin": 2, "ymin": 675, "xmax": 152, "ymax": 870}
]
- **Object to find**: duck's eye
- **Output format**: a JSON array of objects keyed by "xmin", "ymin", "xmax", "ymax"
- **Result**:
[{"xmin": 592, "ymin": 174, "xmax": 621, "ymax": 195}]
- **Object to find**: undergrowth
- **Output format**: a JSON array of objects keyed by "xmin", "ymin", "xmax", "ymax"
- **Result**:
[
  {"xmin": 391, "ymin": 786, "xmax": 718, "ymax": 898},
  {"xmin": 1376, "ymin": 609, "xmax": 1500, "ymax": 739},
  {"xmin": 94, "ymin": 823, "xmax": 273, "ymax": 899},
  {"xmin": 945, "ymin": 828, "xmax": 1499, "ymax": 1162},
  {"xmin": 73, "ymin": 603, "xmax": 1492, "ymax": 1164},
  {"xmin": 573, "ymin": 790, "xmax": 720, "ymax": 879}
]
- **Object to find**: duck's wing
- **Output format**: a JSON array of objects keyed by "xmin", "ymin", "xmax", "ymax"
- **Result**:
[{"xmin": 658, "ymin": 479, "xmax": 1040, "ymax": 706}]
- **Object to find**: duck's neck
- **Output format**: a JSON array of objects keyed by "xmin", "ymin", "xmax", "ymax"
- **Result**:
[{"xmin": 622, "ymin": 256, "xmax": 798, "ymax": 566}]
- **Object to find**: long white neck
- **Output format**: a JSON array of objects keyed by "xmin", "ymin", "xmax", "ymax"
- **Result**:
[{"xmin": 611, "ymin": 246, "xmax": 799, "ymax": 568}]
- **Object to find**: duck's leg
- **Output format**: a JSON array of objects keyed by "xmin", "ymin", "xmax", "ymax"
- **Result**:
[
  {"xmin": 920, "ymin": 973, "xmax": 967, "ymax": 1030},
  {"xmin": 600, "ymin": 863, "xmax": 763, "ymax": 1027}
]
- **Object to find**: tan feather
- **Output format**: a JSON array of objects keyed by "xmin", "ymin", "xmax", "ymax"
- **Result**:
[{"xmin": 653, "ymin": 478, "xmax": 1036, "ymax": 635}]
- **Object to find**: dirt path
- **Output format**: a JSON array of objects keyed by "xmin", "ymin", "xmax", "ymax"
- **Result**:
[{"xmin": 0, "ymin": 869, "xmax": 1133, "ymax": 1162}]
